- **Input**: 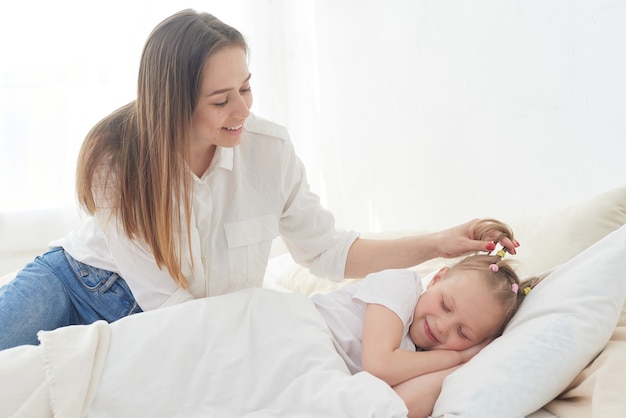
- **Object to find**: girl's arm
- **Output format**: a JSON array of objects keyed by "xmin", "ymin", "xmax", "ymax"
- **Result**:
[
  {"xmin": 392, "ymin": 366, "xmax": 461, "ymax": 418},
  {"xmin": 361, "ymin": 303, "xmax": 475, "ymax": 387}
]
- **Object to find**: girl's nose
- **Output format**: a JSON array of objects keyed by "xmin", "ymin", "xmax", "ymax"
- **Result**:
[{"xmin": 436, "ymin": 316, "xmax": 453, "ymax": 337}]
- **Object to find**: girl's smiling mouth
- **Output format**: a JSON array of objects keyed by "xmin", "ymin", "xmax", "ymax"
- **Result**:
[{"xmin": 424, "ymin": 319, "xmax": 439, "ymax": 343}]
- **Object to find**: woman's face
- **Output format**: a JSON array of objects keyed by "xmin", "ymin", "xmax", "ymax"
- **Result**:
[
  {"xmin": 409, "ymin": 268, "xmax": 505, "ymax": 351},
  {"xmin": 192, "ymin": 46, "xmax": 253, "ymax": 149}
]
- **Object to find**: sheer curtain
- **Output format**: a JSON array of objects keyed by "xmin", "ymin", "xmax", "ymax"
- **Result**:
[{"xmin": 2, "ymin": 0, "xmax": 626, "ymax": 272}]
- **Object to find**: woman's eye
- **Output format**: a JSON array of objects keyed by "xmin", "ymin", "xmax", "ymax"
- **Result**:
[
  {"xmin": 214, "ymin": 88, "xmax": 250, "ymax": 107},
  {"xmin": 213, "ymin": 96, "xmax": 228, "ymax": 107}
]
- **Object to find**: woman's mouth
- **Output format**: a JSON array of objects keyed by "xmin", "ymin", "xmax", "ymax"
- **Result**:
[
  {"xmin": 222, "ymin": 124, "xmax": 244, "ymax": 135},
  {"xmin": 424, "ymin": 319, "xmax": 439, "ymax": 343}
]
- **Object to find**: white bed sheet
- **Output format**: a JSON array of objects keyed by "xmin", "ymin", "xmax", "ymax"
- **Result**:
[{"xmin": 1, "ymin": 288, "xmax": 408, "ymax": 418}]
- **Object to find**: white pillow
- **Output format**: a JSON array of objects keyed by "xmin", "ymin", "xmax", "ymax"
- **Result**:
[
  {"xmin": 510, "ymin": 184, "xmax": 626, "ymax": 278},
  {"xmin": 431, "ymin": 224, "xmax": 626, "ymax": 417}
]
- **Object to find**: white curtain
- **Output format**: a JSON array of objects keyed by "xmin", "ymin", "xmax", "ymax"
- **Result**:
[{"xmin": 2, "ymin": 0, "xmax": 626, "ymax": 272}]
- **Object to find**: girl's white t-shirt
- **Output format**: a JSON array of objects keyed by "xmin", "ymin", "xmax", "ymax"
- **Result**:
[{"xmin": 311, "ymin": 268, "xmax": 423, "ymax": 374}]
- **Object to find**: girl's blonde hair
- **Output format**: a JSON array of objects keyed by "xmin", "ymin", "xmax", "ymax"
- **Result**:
[
  {"xmin": 76, "ymin": 10, "xmax": 248, "ymax": 287},
  {"xmin": 449, "ymin": 219, "xmax": 545, "ymax": 336}
]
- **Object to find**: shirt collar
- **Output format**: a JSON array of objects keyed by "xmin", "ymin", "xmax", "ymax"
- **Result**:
[
  {"xmin": 212, "ymin": 146, "xmax": 234, "ymax": 171},
  {"xmin": 193, "ymin": 146, "xmax": 234, "ymax": 181}
]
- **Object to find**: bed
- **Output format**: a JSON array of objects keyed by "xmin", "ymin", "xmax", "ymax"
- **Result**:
[{"xmin": 1, "ymin": 183, "xmax": 625, "ymax": 417}]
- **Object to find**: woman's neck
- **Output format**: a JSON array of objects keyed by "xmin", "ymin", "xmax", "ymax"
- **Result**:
[{"xmin": 189, "ymin": 144, "xmax": 217, "ymax": 177}]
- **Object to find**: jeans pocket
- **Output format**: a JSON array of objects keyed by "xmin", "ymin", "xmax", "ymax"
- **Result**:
[
  {"xmin": 61, "ymin": 249, "xmax": 142, "ymax": 318},
  {"xmin": 63, "ymin": 251, "xmax": 111, "ymax": 291}
]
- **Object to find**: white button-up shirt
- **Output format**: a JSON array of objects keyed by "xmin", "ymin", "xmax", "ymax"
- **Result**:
[{"xmin": 54, "ymin": 114, "xmax": 358, "ymax": 310}]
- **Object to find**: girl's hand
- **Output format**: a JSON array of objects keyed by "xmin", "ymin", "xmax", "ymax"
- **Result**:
[{"xmin": 459, "ymin": 339, "xmax": 492, "ymax": 363}]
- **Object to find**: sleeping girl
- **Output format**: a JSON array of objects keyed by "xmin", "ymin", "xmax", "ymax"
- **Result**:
[{"xmin": 312, "ymin": 220, "xmax": 544, "ymax": 418}]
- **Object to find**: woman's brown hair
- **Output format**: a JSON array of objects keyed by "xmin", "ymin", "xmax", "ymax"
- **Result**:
[{"xmin": 76, "ymin": 10, "xmax": 248, "ymax": 287}]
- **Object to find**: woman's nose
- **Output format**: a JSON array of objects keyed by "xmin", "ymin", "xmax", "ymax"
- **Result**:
[{"xmin": 233, "ymin": 93, "xmax": 251, "ymax": 118}]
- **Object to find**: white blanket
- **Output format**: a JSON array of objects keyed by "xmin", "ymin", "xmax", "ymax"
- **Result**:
[{"xmin": 0, "ymin": 288, "xmax": 408, "ymax": 418}]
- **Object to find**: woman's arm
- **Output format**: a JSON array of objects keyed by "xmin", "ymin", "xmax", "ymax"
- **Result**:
[
  {"xmin": 361, "ymin": 304, "xmax": 469, "ymax": 387},
  {"xmin": 344, "ymin": 219, "xmax": 519, "ymax": 278},
  {"xmin": 392, "ymin": 366, "xmax": 461, "ymax": 418}
]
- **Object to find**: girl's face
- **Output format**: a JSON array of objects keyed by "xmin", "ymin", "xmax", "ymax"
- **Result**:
[
  {"xmin": 409, "ymin": 268, "xmax": 505, "ymax": 351},
  {"xmin": 191, "ymin": 46, "xmax": 253, "ymax": 149}
]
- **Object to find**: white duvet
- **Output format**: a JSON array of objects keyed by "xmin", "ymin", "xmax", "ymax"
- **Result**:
[{"xmin": 0, "ymin": 288, "xmax": 408, "ymax": 418}]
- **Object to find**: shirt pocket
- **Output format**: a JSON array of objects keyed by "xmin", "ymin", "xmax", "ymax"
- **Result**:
[{"xmin": 224, "ymin": 214, "xmax": 279, "ymax": 287}]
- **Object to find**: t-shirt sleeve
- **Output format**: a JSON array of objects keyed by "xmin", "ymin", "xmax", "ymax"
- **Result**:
[{"xmin": 352, "ymin": 269, "xmax": 422, "ymax": 327}]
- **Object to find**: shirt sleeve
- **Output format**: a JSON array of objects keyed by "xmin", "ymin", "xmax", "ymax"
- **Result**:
[
  {"xmin": 274, "ymin": 135, "xmax": 359, "ymax": 281},
  {"xmin": 353, "ymin": 269, "xmax": 422, "ymax": 327}
]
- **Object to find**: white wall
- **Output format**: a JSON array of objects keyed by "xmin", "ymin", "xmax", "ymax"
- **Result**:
[
  {"xmin": 267, "ymin": 0, "xmax": 626, "ymax": 233},
  {"xmin": 1, "ymin": 0, "xmax": 625, "ymax": 273}
]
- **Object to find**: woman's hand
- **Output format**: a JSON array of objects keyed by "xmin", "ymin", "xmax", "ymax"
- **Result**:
[{"xmin": 433, "ymin": 218, "xmax": 520, "ymax": 259}]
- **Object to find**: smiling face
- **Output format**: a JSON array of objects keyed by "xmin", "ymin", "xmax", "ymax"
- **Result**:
[
  {"xmin": 409, "ymin": 267, "xmax": 506, "ymax": 351},
  {"xmin": 191, "ymin": 46, "xmax": 253, "ymax": 151}
]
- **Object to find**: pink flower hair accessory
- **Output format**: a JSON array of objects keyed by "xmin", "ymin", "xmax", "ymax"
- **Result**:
[{"xmin": 489, "ymin": 263, "xmax": 499, "ymax": 272}]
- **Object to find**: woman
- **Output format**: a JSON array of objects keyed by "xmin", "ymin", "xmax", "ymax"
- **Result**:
[{"xmin": 0, "ymin": 9, "xmax": 518, "ymax": 350}]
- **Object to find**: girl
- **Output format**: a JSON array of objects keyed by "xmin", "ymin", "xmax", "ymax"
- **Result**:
[{"xmin": 312, "ymin": 220, "xmax": 542, "ymax": 418}]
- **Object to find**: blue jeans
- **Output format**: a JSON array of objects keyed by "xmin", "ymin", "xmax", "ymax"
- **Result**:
[{"xmin": 0, "ymin": 247, "xmax": 142, "ymax": 350}]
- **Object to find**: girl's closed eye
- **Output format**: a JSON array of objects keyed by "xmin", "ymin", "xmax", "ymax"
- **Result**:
[
  {"xmin": 440, "ymin": 298, "xmax": 450, "ymax": 313},
  {"xmin": 457, "ymin": 326, "xmax": 469, "ymax": 340}
]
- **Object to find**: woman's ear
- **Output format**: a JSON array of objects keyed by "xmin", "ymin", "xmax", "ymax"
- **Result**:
[{"xmin": 427, "ymin": 266, "xmax": 449, "ymax": 289}]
